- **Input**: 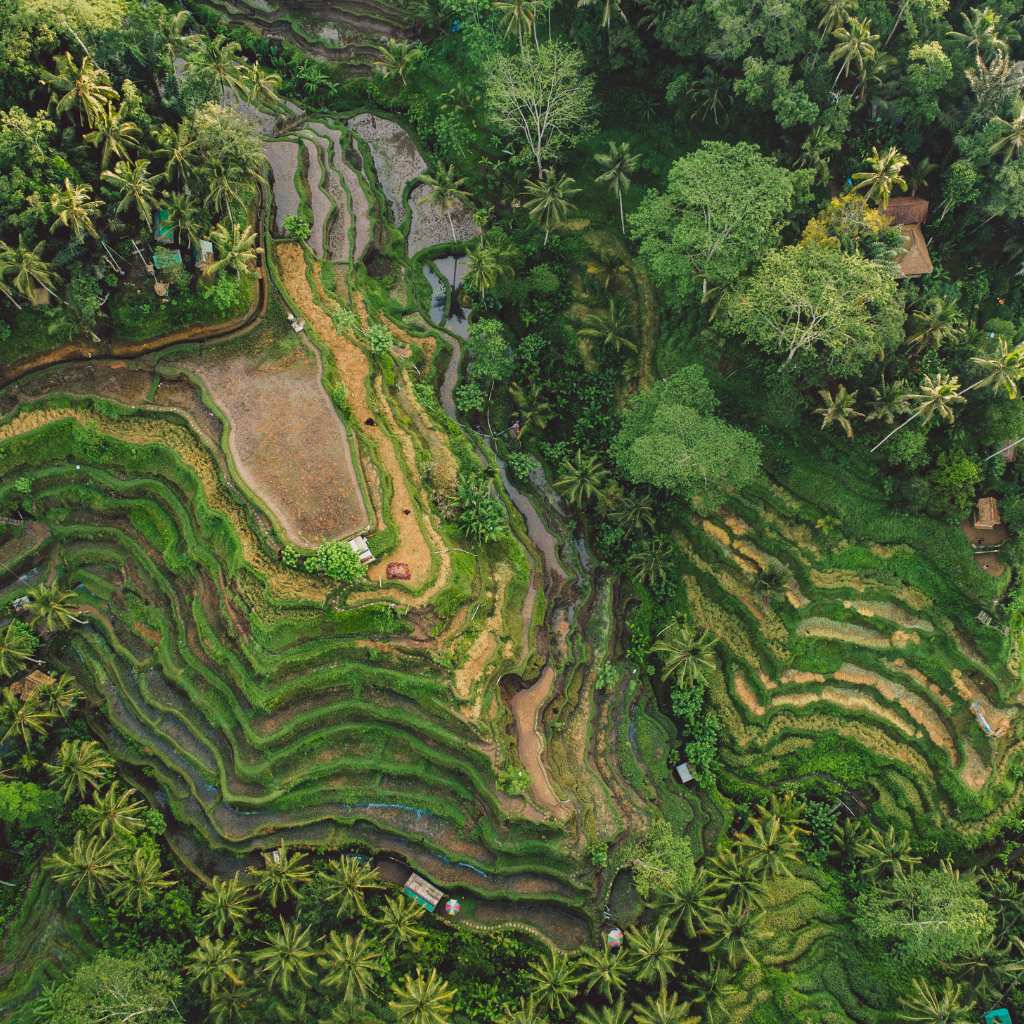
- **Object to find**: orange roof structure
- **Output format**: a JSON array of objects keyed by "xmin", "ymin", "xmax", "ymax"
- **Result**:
[
  {"xmin": 896, "ymin": 224, "xmax": 933, "ymax": 279},
  {"xmin": 885, "ymin": 196, "xmax": 929, "ymax": 225},
  {"xmin": 9, "ymin": 670, "xmax": 55, "ymax": 701},
  {"xmin": 975, "ymin": 496, "xmax": 1002, "ymax": 530}
]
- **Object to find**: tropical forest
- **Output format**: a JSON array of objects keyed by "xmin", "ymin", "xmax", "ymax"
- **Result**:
[{"xmin": 3, "ymin": 0, "xmax": 1024, "ymax": 1021}]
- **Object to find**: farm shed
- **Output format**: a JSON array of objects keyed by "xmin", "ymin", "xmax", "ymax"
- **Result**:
[
  {"xmin": 884, "ymin": 197, "xmax": 933, "ymax": 279},
  {"xmin": 975, "ymin": 497, "xmax": 1002, "ymax": 530},
  {"xmin": 674, "ymin": 762, "xmax": 694, "ymax": 784},
  {"xmin": 9, "ymin": 670, "xmax": 55, "ymax": 701},
  {"xmin": 348, "ymin": 535, "xmax": 374, "ymax": 564},
  {"xmin": 403, "ymin": 872, "xmax": 443, "ymax": 912}
]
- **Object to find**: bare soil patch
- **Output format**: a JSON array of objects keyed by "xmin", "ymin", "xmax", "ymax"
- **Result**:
[
  {"xmin": 179, "ymin": 329, "xmax": 369, "ymax": 547},
  {"xmin": 264, "ymin": 139, "xmax": 300, "ymax": 234},
  {"xmin": 348, "ymin": 114, "xmax": 426, "ymax": 223},
  {"xmin": 406, "ymin": 183, "xmax": 479, "ymax": 255}
]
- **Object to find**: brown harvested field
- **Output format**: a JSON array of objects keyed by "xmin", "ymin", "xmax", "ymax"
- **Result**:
[{"xmin": 178, "ymin": 330, "xmax": 369, "ymax": 547}]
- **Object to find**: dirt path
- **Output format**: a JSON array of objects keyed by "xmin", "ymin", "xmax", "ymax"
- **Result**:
[
  {"xmin": 509, "ymin": 616, "xmax": 573, "ymax": 822},
  {"xmin": 275, "ymin": 244, "xmax": 451, "ymax": 605}
]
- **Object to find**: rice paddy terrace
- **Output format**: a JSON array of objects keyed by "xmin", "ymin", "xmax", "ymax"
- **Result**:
[{"xmin": 1, "ymin": 80, "xmax": 1021, "ymax": 964}]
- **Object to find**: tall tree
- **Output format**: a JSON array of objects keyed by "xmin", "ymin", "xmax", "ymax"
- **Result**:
[
  {"xmin": 45, "ymin": 739, "xmax": 113, "ymax": 801},
  {"xmin": 199, "ymin": 875, "xmax": 256, "ymax": 937},
  {"xmin": 555, "ymin": 450, "xmax": 610, "ymax": 509},
  {"xmin": 186, "ymin": 936, "xmax": 245, "ymax": 998},
  {"xmin": 39, "ymin": 52, "xmax": 117, "ymax": 129},
  {"xmin": 418, "ymin": 164, "xmax": 471, "ymax": 241},
  {"xmin": 815, "ymin": 385, "xmax": 863, "ymax": 439},
  {"xmin": 102, "ymin": 158, "xmax": 158, "ymax": 224},
  {"xmin": 371, "ymin": 40, "xmax": 423, "ymax": 88},
  {"xmin": 206, "ymin": 223, "xmax": 261, "ymax": 279},
  {"xmin": 525, "ymin": 950, "xmax": 580, "ymax": 1016},
  {"xmin": 851, "ymin": 146, "xmax": 908, "ymax": 208},
  {"xmin": 628, "ymin": 916, "xmax": 684, "ymax": 989},
  {"xmin": 595, "ymin": 141, "xmax": 639, "ymax": 232},
  {"xmin": 49, "ymin": 179, "xmax": 102, "ymax": 241},
  {"xmin": 830, "ymin": 17, "xmax": 879, "ymax": 91},
  {"xmin": 110, "ymin": 847, "xmax": 174, "ymax": 913},
  {"xmin": 632, "ymin": 989, "xmax": 700, "ymax": 1024},
  {"xmin": 83, "ymin": 782, "xmax": 145, "ymax": 839},
  {"xmin": 319, "ymin": 856, "xmax": 383, "ymax": 918},
  {"xmin": 0, "ymin": 237, "xmax": 58, "ymax": 302},
  {"xmin": 44, "ymin": 829, "xmax": 120, "ymax": 901},
  {"xmin": 899, "ymin": 976, "xmax": 975, "ymax": 1024},
  {"xmin": 577, "ymin": 300, "xmax": 637, "ymax": 357},
  {"xmin": 522, "ymin": 169, "xmax": 580, "ymax": 245},
  {"xmin": 318, "ymin": 929, "xmax": 384, "ymax": 1004},
  {"xmin": 248, "ymin": 845, "xmax": 313, "ymax": 908},
  {"xmin": 251, "ymin": 919, "xmax": 318, "ymax": 996},
  {"xmin": 387, "ymin": 968, "xmax": 455, "ymax": 1024},
  {"xmin": 374, "ymin": 894, "xmax": 427, "ymax": 955},
  {"xmin": 24, "ymin": 582, "xmax": 85, "ymax": 632},
  {"xmin": 650, "ymin": 617, "xmax": 718, "ymax": 686},
  {"xmin": 576, "ymin": 943, "xmax": 631, "ymax": 1001}
]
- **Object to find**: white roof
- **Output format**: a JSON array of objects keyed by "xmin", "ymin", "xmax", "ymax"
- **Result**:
[{"xmin": 675, "ymin": 762, "xmax": 694, "ymax": 784}]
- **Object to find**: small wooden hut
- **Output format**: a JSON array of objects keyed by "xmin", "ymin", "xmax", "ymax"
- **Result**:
[
  {"xmin": 403, "ymin": 872, "xmax": 443, "ymax": 912},
  {"xmin": 9, "ymin": 670, "xmax": 55, "ymax": 702},
  {"xmin": 975, "ymin": 496, "xmax": 1002, "ymax": 530},
  {"xmin": 885, "ymin": 197, "xmax": 933, "ymax": 279}
]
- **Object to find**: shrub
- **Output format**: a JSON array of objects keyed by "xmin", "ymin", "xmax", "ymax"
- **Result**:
[
  {"xmin": 455, "ymin": 382, "xmax": 486, "ymax": 414},
  {"xmin": 506, "ymin": 450, "xmax": 539, "ymax": 482},
  {"xmin": 283, "ymin": 212, "xmax": 313, "ymax": 242},
  {"xmin": 366, "ymin": 323, "xmax": 394, "ymax": 359},
  {"xmin": 303, "ymin": 541, "xmax": 368, "ymax": 585},
  {"xmin": 927, "ymin": 450, "xmax": 981, "ymax": 523},
  {"xmin": 456, "ymin": 475, "xmax": 507, "ymax": 544},
  {"xmin": 497, "ymin": 765, "xmax": 530, "ymax": 795}
]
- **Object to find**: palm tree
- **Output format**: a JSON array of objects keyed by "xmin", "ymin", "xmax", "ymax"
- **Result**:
[
  {"xmin": 969, "ymin": 337, "xmax": 1024, "ymax": 399},
  {"xmin": 102, "ymin": 158, "xmax": 159, "ymax": 225},
  {"xmin": 702, "ymin": 902, "xmax": 765, "ymax": 970},
  {"xmin": 155, "ymin": 124, "xmax": 198, "ymax": 192},
  {"xmin": 200, "ymin": 874, "xmax": 257, "ymax": 936},
  {"xmin": 555, "ymin": 450, "xmax": 610, "ymax": 509},
  {"xmin": 419, "ymin": 165, "xmax": 471, "ymax": 242},
  {"xmin": 189, "ymin": 34, "xmax": 248, "ymax": 99},
  {"xmin": 319, "ymin": 928, "xmax": 384, "ymax": 1004},
  {"xmin": 164, "ymin": 191, "xmax": 201, "ymax": 251},
  {"xmin": 706, "ymin": 847, "xmax": 766, "ymax": 913},
  {"xmin": 39, "ymin": 673, "xmax": 81, "ymax": 719},
  {"xmin": 84, "ymin": 103, "xmax": 140, "ymax": 171},
  {"xmin": 854, "ymin": 824, "xmax": 921, "ymax": 877},
  {"xmin": 627, "ymin": 917, "xmax": 683, "ymax": 991},
  {"xmin": 625, "ymin": 535, "xmax": 675, "ymax": 593},
  {"xmin": 44, "ymin": 830, "xmax": 120, "ymax": 901},
  {"xmin": 576, "ymin": 943, "xmax": 631, "ymax": 1001},
  {"xmin": 830, "ymin": 17, "xmax": 879, "ymax": 89},
  {"xmin": 989, "ymin": 101, "xmax": 1024, "ymax": 161},
  {"xmin": 249, "ymin": 845, "xmax": 313, "ymax": 908},
  {"xmin": 818, "ymin": 0, "xmax": 857, "ymax": 40},
  {"xmin": 1, "ymin": 237, "xmax": 57, "ymax": 302},
  {"xmin": 906, "ymin": 296, "xmax": 966, "ymax": 354},
  {"xmin": 464, "ymin": 242, "xmax": 500, "ymax": 297},
  {"xmin": 244, "ymin": 61, "xmax": 283, "ymax": 109},
  {"xmin": 656, "ymin": 866, "xmax": 714, "ymax": 938},
  {"xmin": 508, "ymin": 380, "xmax": 554, "ymax": 440},
  {"xmin": 251, "ymin": 919, "xmax": 318, "ymax": 996},
  {"xmin": 388, "ymin": 968, "xmax": 455, "ymax": 1024},
  {"xmin": 522, "ymin": 170, "xmax": 580, "ymax": 245},
  {"xmin": 815, "ymin": 385, "xmax": 863, "ymax": 439},
  {"xmin": 45, "ymin": 739, "xmax": 113, "ymax": 801},
  {"xmin": 851, "ymin": 145, "xmax": 908, "ymax": 208},
  {"xmin": 83, "ymin": 782, "xmax": 146, "ymax": 839},
  {"xmin": 40, "ymin": 52, "xmax": 117, "ymax": 129},
  {"xmin": 110, "ymin": 846, "xmax": 174, "ymax": 912},
  {"xmin": 684, "ymin": 961, "xmax": 739, "ymax": 1024},
  {"xmin": 871, "ymin": 373, "xmax": 964, "ymax": 451},
  {"xmin": 0, "ymin": 621, "xmax": 39, "ymax": 678},
  {"xmin": 504, "ymin": 997, "xmax": 549, "ymax": 1024},
  {"xmin": 577, "ymin": 300, "xmax": 637, "ymax": 357},
  {"xmin": 735, "ymin": 813, "xmax": 802, "ymax": 880},
  {"xmin": 866, "ymin": 378, "xmax": 912, "ymax": 425},
  {"xmin": 632, "ymin": 990, "xmax": 700, "ymax": 1024},
  {"xmin": 898, "ymin": 976, "xmax": 975, "ymax": 1024},
  {"xmin": 577, "ymin": 0, "xmax": 626, "ymax": 32},
  {"xmin": 947, "ymin": 7, "xmax": 1007, "ymax": 58},
  {"xmin": 320, "ymin": 855, "xmax": 383, "ymax": 918},
  {"xmin": 374, "ymin": 893, "xmax": 427, "ymax": 955},
  {"xmin": 0, "ymin": 688, "xmax": 55, "ymax": 749},
  {"xmin": 594, "ymin": 141, "xmax": 640, "ymax": 233},
  {"xmin": 187, "ymin": 936, "xmax": 246, "ymax": 997},
  {"xmin": 49, "ymin": 179, "xmax": 102, "ymax": 241},
  {"xmin": 576, "ymin": 999, "xmax": 632, "ymax": 1024},
  {"xmin": 24, "ymin": 583, "xmax": 85, "ymax": 632},
  {"xmin": 650, "ymin": 617, "xmax": 717, "ymax": 686},
  {"xmin": 206, "ymin": 223, "xmax": 261, "ymax": 279},
  {"xmin": 687, "ymin": 67, "xmax": 730, "ymax": 125},
  {"xmin": 526, "ymin": 950, "xmax": 580, "ymax": 1016},
  {"xmin": 607, "ymin": 489, "xmax": 656, "ymax": 538},
  {"xmin": 585, "ymin": 249, "xmax": 631, "ymax": 293},
  {"xmin": 372, "ymin": 39, "xmax": 423, "ymax": 88},
  {"xmin": 0, "ymin": 245, "xmax": 24, "ymax": 310},
  {"xmin": 495, "ymin": 0, "xmax": 542, "ymax": 47}
]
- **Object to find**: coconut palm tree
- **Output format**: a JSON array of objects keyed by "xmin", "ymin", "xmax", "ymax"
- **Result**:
[
  {"xmin": 0, "ymin": 620, "xmax": 39, "ymax": 678},
  {"xmin": 110, "ymin": 846, "xmax": 175, "ymax": 912},
  {"xmin": 577, "ymin": 999, "xmax": 632, "ymax": 1024},
  {"xmin": 577, "ymin": 0, "xmax": 626, "ymax": 32},
  {"xmin": 495, "ymin": 0, "xmax": 542, "ymax": 47},
  {"xmin": 632, "ymin": 990, "xmax": 700, "ymax": 1024},
  {"xmin": 736, "ymin": 813, "xmax": 802, "ymax": 881},
  {"xmin": 656, "ymin": 866, "xmax": 714, "ymax": 938},
  {"xmin": 372, "ymin": 39, "xmax": 423, "ymax": 88},
  {"xmin": 45, "ymin": 738, "xmax": 113, "ymax": 801},
  {"xmin": 0, "ymin": 245, "xmax": 24, "ymax": 310},
  {"xmin": 866, "ymin": 377, "xmax": 912, "ymax": 425},
  {"xmin": 1, "ymin": 237, "xmax": 58, "ymax": 302},
  {"xmin": 595, "ymin": 142, "xmax": 639, "ymax": 233},
  {"xmin": 818, "ymin": 0, "xmax": 857, "ymax": 41},
  {"xmin": 24, "ymin": 583, "xmax": 85, "ymax": 633},
  {"xmin": 388, "ymin": 968, "xmax": 455, "ymax": 1024},
  {"xmin": 947, "ymin": 7, "xmax": 1007, "ymax": 58},
  {"xmin": 555, "ymin": 450, "xmax": 610, "ymax": 509},
  {"xmin": 102, "ymin": 158, "xmax": 159, "ymax": 225},
  {"xmin": 200, "ymin": 874, "xmax": 257, "ymax": 936},
  {"xmin": 319, "ymin": 928, "xmax": 384, "ymax": 1004},
  {"xmin": 815, "ymin": 385, "xmax": 863, "ymax": 439},
  {"xmin": 189, "ymin": 34, "xmax": 248, "ymax": 99},
  {"xmin": 251, "ymin": 919, "xmax": 318, "ymax": 996},
  {"xmin": 706, "ymin": 847, "xmax": 766, "ymax": 913},
  {"xmin": 83, "ymin": 782, "xmax": 146, "ymax": 840},
  {"xmin": 684, "ymin": 961, "xmax": 740, "ymax": 1024},
  {"xmin": 0, "ymin": 688, "xmax": 55, "ymax": 749},
  {"xmin": 989, "ymin": 101, "xmax": 1024, "ymax": 161},
  {"xmin": 854, "ymin": 824, "xmax": 922, "ymax": 877},
  {"xmin": 155, "ymin": 123, "xmax": 198, "ymax": 192},
  {"xmin": 969, "ymin": 337, "xmax": 1024, "ymax": 399},
  {"xmin": 830, "ymin": 17, "xmax": 879, "ymax": 89},
  {"xmin": 687, "ymin": 66, "xmax": 731, "ymax": 126},
  {"xmin": 576, "ymin": 943, "xmax": 631, "ymax": 1001},
  {"xmin": 504, "ymin": 997, "xmax": 549, "ymax": 1024},
  {"xmin": 187, "ymin": 936, "xmax": 246, "ymax": 997},
  {"xmin": 320, "ymin": 856, "xmax": 383, "ymax": 919},
  {"xmin": 464, "ymin": 242, "xmax": 501, "ymax": 297},
  {"xmin": 205, "ymin": 223, "xmax": 261, "ymax": 279},
  {"xmin": 898, "ymin": 976, "xmax": 975, "ymax": 1024},
  {"xmin": 526, "ymin": 950, "xmax": 580, "ymax": 1016},
  {"xmin": 49, "ymin": 179, "xmax": 103, "ymax": 241},
  {"xmin": 374, "ymin": 894, "xmax": 427, "ymax": 955},
  {"xmin": 906, "ymin": 297, "xmax": 966, "ymax": 354},
  {"xmin": 626, "ymin": 535, "xmax": 675, "ymax": 593},
  {"xmin": 419, "ymin": 164, "xmax": 471, "ymax": 242},
  {"xmin": 41, "ymin": 671, "xmax": 85, "ymax": 717},
  {"xmin": 522, "ymin": 170, "xmax": 580, "ymax": 245},
  {"xmin": 650, "ymin": 617, "xmax": 717, "ymax": 686},
  {"xmin": 40, "ymin": 52, "xmax": 117, "ymax": 129},
  {"xmin": 607, "ymin": 489, "xmax": 656, "ymax": 538},
  {"xmin": 871, "ymin": 373, "xmax": 965, "ymax": 451},
  {"xmin": 244, "ymin": 61, "xmax": 283, "ymax": 109},
  {"xmin": 627, "ymin": 917, "xmax": 683, "ymax": 991},
  {"xmin": 702, "ymin": 902, "xmax": 765, "ymax": 970},
  {"xmin": 249, "ymin": 845, "xmax": 313, "ymax": 908},
  {"xmin": 585, "ymin": 249, "xmax": 631, "ymax": 293},
  {"xmin": 84, "ymin": 102, "xmax": 140, "ymax": 171},
  {"xmin": 509, "ymin": 380, "xmax": 554, "ymax": 440},
  {"xmin": 851, "ymin": 145, "xmax": 908, "ymax": 208},
  {"xmin": 44, "ymin": 829, "xmax": 120, "ymax": 901},
  {"xmin": 164, "ymin": 191, "xmax": 201, "ymax": 251},
  {"xmin": 577, "ymin": 300, "xmax": 637, "ymax": 357}
]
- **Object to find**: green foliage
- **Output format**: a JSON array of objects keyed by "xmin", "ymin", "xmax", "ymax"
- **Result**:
[
  {"xmin": 0, "ymin": 780, "xmax": 61, "ymax": 831},
  {"xmin": 456, "ymin": 475, "xmax": 508, "ymax": 544},
  {"xmin": 628, "ymin": 817, "xmax": 696, "ymax": 900},
  {"xmin": 927, "ymin": 451, "xmax": 981, "ymax": 523},
  {"xmin": 463, "ymin": 318, "xmax": 513, "ymax": 384},
  {"xmin": 283, "ymin": 212, "xmax": 313, "ymax": 242},
  {"xmin": 303, "ymin": 541, "xmax": 368, "ymax": 586}
]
